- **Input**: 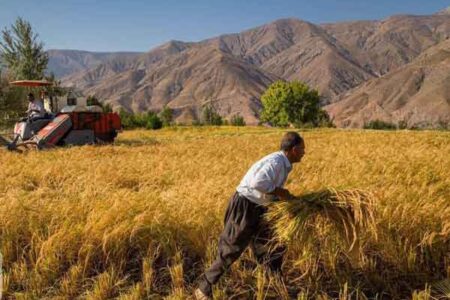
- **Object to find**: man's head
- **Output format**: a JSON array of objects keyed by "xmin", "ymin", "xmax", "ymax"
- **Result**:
[
  {"xmin": 280, "ymin": 131, "xmax": 305, "ymax": 164},
  {"xmin": 27, "ymin": 93, "xmax": 35, "ymax": 102}
]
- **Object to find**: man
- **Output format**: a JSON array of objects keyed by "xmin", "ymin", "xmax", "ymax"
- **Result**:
[
  {"xmin": 26, "ymin": 93, "xmax": 46, "ymax": 121},
  {"xmin": 40, "ymin": 91, "xmax": 53, "ymax": 114},
  {"xmin": 195, "ymin": 132, "xmax": 306, "ymax": 299}
]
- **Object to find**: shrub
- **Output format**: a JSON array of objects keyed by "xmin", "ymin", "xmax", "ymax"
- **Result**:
[
  {"xmin": 202, "ymin": 104, "xmax": 223, "ymax": 126},
  {"xmin": 191, "ymin": 120, "xmax": 204, "ymax": 126},
  {"xmin": 118, "ymin": 109, "xmax": 134, "ymax": 129},
  {"xmin": 87, "ymin": 96, "xmax": 113, "ymax": 113},
  {"xmin": 159, "ymin": 105, "xmax": 173, "ymax": 127},
  {"xmin": 397, "ymin": 120, "xmax": 408, "ymax": 130},
  {"xmin": 363, "ymin": 120, "xmax": 397, "ymax": 130},
  {"xmin": 230, "ymin": 114, "xmax": 246, "ymax": 126},
  {"xmin": 118, "ymin": 109, "xmax": 162, "ymax": 130},
  {"xmin": 145, "ymin": 112, "xmax": 162, "ymax": 130}
]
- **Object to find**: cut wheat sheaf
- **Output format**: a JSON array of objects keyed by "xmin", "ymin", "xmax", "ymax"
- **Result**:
[{"xmin": 267, "ymin": 189, "xmax": 377, "ymax": 259}]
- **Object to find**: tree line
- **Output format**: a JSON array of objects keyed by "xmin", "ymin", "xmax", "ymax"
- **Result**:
[{"xmin": 118, "ymin": 104, "xmax": 247, "ymax": 129}]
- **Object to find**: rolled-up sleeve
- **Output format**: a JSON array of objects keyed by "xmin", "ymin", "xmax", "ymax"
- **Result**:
[{"xmin": 249, "ymin": 161, "xmax": 282, "ymax": 193}]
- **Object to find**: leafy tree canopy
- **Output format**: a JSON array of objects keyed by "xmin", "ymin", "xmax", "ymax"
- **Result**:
[{"xmin": 260, "ymin": 80, "xmax": 333, "ymax": 127}]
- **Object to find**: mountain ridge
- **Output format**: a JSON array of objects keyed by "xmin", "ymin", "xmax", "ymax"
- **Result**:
[
  {"xmin": 324, "ymin": 38, "xmax": 450, "ymax": 128},
  {"xmin": 48, "ymin": 11, "xmax": 450, "ymax": 126}
]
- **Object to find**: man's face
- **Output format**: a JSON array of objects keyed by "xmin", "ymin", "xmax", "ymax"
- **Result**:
[
  {"xmin": 290, "ymin": 141, "xmax": 306, "ymax": 163},
  {"xmin": 28, "ymin": 96, "xmax": 34, "ymax": 102}
]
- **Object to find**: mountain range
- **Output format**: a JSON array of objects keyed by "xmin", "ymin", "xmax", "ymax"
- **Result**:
[
  {"xmin": 325, "ymin": 38, "xmax": 450, "ymax": 127},
  {"xmin": 48, "ymin": 10, "xmax": 450, "ymax": 127}
]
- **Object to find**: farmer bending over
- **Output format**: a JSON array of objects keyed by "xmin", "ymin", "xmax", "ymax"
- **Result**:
[{"xmin": 195, "ymin": 131, "xmax": 305, "ymax": 299}]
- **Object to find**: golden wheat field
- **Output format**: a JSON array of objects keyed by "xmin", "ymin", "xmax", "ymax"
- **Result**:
[{"xmin": 0, "ymin": 127, "xmax": 449, "ymax": 299}]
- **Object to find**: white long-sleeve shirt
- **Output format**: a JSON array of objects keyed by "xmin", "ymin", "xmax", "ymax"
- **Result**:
[
  {"xmin": 236, "ymin": 151, "xmax": 292, "ymax": 205},
  {"xmin": 27, "ymin": 100, "xmax": 45, "ymax": 118}
]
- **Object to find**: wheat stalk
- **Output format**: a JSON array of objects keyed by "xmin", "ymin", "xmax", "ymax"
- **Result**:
[{"xmin": 266, "ymin": 189, "xmax": 377, "ymax": 253}]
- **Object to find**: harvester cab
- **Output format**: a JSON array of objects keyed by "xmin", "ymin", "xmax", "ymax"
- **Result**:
[{"xmin": 3, "ymin": 80, "xmax": 121, "ymax": 152}]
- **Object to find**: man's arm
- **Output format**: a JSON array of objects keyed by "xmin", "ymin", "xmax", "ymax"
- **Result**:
[
  {"xmin": 269, "ymin": 187, "xmax": 295, "ymax": 201},
  {"xmin": 27, "ymin": 102, "xmax": 43, "ymax": 114},
  {"xmin": 249, "ymin": 161, "xmax": 295, "ymax": 201}
]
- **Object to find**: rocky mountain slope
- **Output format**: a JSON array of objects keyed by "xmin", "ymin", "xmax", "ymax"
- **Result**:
[
  {"xmin": 47, "ymin": 50, "xmax": 141, "ymax": 78},
  {"xmin": 49, "ymin": 12, "xmax": 450, "ymax": 126},
  {"xmin": 325, "ymin": 38, "xmax": 450, "ymax": 128}
]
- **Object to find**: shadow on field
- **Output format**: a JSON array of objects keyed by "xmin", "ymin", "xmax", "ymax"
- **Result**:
[{"xmin": 0, "ymin": 135, "xmax": 9, "ymax": 146}]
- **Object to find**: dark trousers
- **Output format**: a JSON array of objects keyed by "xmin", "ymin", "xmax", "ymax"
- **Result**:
[{"xmin": 199, "ymin": 192, "xmax": 286, "ymax": 296}]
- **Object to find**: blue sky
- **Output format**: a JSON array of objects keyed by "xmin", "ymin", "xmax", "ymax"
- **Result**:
[{"xmin": 0, "ymin": 0, "xmax": 448, "ymax": 52}]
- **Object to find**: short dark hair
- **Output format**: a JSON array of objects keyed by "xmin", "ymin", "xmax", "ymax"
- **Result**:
[
  {"xmin": 27, "ymin": 93, "xmax": 35, "ymax": 100},
  {"xmin": 280, "ymin": 131, "xmax": 303, "ymax": 151}
]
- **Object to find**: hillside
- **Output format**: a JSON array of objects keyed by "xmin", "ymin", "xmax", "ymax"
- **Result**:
[
  {"xmin": 86, "ymin": 45, "xmax": 276, "ymax": 124},
  {"xmin": 325, "ymin": 38, "xmax": 450, "ymax": 128},
  {"xmin": 321, "ymin": 14, "xmax": 450, "ymax": 76},
  {"xmin": 47, "ymin": 50, "xmax": 141, "ymax": 78},
  {"xmin": 49, "ymin": 13, "xmax": 450, "ymax": 125}
]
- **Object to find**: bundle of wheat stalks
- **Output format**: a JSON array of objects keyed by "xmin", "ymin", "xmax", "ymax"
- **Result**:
[{"xmin": 266, "ymin": 189, "xmax": 377, "ymax": 256}]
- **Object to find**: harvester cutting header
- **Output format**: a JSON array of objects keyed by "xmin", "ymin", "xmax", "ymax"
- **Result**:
[{"xmin": 3, "ymin": 80, "xmax": 122, "ymax": 151}]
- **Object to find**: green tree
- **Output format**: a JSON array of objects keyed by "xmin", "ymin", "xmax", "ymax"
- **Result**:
[
  {"xmin": 0, "ymin": 70, "xmax": 28, "ymax": 128},
  {"xmin": 260, "ymin": 80, "xmax": 332, "ymax": 127},
  {"xmin": 118, "ymin": 109, "xmax": 163, "ymax": 130},
  {"xmin": 144, "ymin": 112, "xmax": 163, "ymax": 130},
  {"xmin": 0, "ymin": 18, "xmax": 50, "ymax": 127},
  {"xmin": 202, "ymin": 104, "xmax": 223, "ymax": 126},
  {"xmin": 0, "ymin": 17, "xmax": 48, "ymax": 80},
  {"xmin": 230, "ymin": 114, "xmax": 246, "ymax": 126},
  {"xmin": 86, "ymin": 95, "xmax": 113, "ymax": 112},
  {"xmin": 119, "ymin": 108, "xmax": 134, "ymax": 129},
  {"xmin": 86, "ymin": 95, "xmax": 101, "ymax": 106},
  {"xmin": 102, "ymin": 103, "xmax": 113, "ymax": 113},
  {"xmin": 363, "ymin": 120, "xmax": 397, "ymax": 130},
  {"xmin": 159, "ymin": 105, "xmax": 173, "ymax": 127}
]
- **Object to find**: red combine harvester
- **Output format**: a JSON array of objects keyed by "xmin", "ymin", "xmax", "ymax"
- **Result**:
[{"xmin": 4, "ymin": 80, "xmax": 121, "ymax": 151}]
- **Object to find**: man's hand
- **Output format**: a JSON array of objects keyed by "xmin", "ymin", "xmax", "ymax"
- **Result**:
[{"xmin": 270, "ymin": 187, "xmax": 295, "ymax": 201}]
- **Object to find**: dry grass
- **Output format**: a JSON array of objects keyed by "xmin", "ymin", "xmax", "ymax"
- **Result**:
[{"xmin": 0, "ymin": 126, "xmax": 449, "ymax": 299}]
